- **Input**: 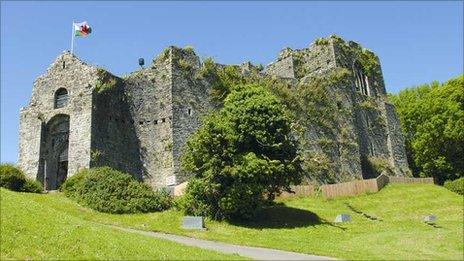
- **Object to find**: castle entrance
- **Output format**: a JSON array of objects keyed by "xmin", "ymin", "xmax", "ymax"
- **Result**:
[
  {"xmin": 57, "ymin": 146, "xmax": 68, "ymax": 187},
  {"xmin": 40, "ymin": 114, "xmax": 70, "ymax": 190}
]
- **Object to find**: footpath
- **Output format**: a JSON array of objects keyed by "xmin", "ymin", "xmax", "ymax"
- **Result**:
[{"xmin": 110, "ymin": 225, "xmax": 335, "ymax": 260}]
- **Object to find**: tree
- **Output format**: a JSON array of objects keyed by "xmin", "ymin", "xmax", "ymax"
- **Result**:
[
  {"xmin": 181, "ymin": 84, "xmax": 302, "ymax": 220},
  {"xmin": 389, "ymin": 75, "xmax": 464, "ymax": 184}
]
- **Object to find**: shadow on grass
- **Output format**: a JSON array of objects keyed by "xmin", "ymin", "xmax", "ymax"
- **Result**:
[
  {"xmin": 425, "ymin": 222, "xmax": 442, "ymax": 229},
  {"xmin": 230, "ymin": 204, "xmax": 346, "ymax": 230},
  {"xmin": 344, "ymin": 202, "xmax": 383, "ymax": 222}
]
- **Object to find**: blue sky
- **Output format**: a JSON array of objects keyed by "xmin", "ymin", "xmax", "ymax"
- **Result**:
[{"xmin": 1, "ymin": 1, "xmax": 463, "ymax": 163}]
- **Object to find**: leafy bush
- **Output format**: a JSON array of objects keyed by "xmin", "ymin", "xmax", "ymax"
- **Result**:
[
  {"xmin": 61, "ymin": 167, "xmax": 172, "ymax": 214},
  {"xmin": 389, "ymin": 75, "xmax": 464, "ymax": 184},
  {"xmin": 444, "ymin": 178, "xmax": 464, "ymax": 195},
  {"xmin": 22, "ymin": 179, "xmax": 43, "ymax": 193},
  {"xmin": 182, "ymin": 84, "xmax": 303, "ymax": 220},
  {"xmin": 60, "ymin": 168, "xmax": 89, "ymax": 199},
  {"xmin": 0, "ymin": 163, "xmax": 42, "ymax": 193},
  {"xmin": 0, "ymin": 164, "xmax": 26, "ymax": 191}
]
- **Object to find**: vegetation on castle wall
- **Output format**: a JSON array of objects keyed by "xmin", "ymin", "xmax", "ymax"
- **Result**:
[
  {"xmin": 199, "ymin": 65, "xmax": 356, "ymax": 183},
  {"xmin": 95, "ymin": 68, "xmax": 119, "ymax": 94},
  {"xmin": 314, "ymin": 37, "xmax": 330, "ymax": 46},
  {"xmin": 290, "ymin": 68, "xmax": 351, "ymax": 130},
  {"xmin": 195, "ymin": 58, "xmax": 252, "ymax": 103},
  {"xmin": 60, "ymin": 167, "xmax": 172, "ymax": 214},
  {"xmin": 156, "ymin": 48, "xmax": 170, "ymax": 63},
  {"xmin": 177, "ymin": 58, "xmax": 192, "ymax": 71},
  {"xmin": 357, "ymin": 49, "xmax": 379, "ymax": 77},
  {"xmin": 301, "ymin": 151, "xmax": 337, "ymax": 184},
  {"xmin": 361, "ymin": 156, "xmax": 394, "ymax": 179},
  {"xmin": 184, "ymin": 50, "xmax": 386, "ymax": 184},
  {"xmin": 389, "ymin": 75, "xmax": 464, "ymax": 184},
  {"xmin": 90, "ymin": 149, "xmax": 103, "ymax": 164},
  {"xmin": 359, "ymin": 98, "xmax": 377, "ymax": 110},
  {"xmin": 181, "ymin": 84, "xmax": 302, "ymax": 220},
  {"xmin": 292, "ymin": 52, "xmax": 308, "ymax": 79},
  {"xmin": 182, "ymin": 45, "xmax": 195, "ymax": 55},
  {"xmin": 329, "ymin": 34, "xmax": 379, "ymax": 76},
  {"xmin": 0, "ymin": 164, "xmax": 42, "ymax": 193},
  {"xmin": 357, "ymin": 97, "xmax": 386, "ymax": 131}
]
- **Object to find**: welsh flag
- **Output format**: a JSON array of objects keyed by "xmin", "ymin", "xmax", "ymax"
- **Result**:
[{"xmin": 74, "ymin": 21, "xmax": 92, "ymax": 37}]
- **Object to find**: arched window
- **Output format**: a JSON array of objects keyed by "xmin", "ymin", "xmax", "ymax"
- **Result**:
[
  {"xmin": 54, "ymin": 88, "xmax": 68, "ymax": 109},
  {"xmin": 352, "ymin": 63, "xmax": 370, "ymax": 96}
]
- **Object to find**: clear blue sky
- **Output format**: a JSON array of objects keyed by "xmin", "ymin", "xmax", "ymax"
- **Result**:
[{"xmin": 1, "ymin": 1, "xmax": 463, "ymax": 163}]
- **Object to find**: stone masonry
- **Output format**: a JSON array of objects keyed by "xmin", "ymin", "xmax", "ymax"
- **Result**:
[{"xmin": 18, "ymin": 35, "xmax": 409, "ymax": 190}]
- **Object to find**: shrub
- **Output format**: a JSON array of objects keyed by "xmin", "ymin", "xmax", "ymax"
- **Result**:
[
  {"xmin": 60, "ymin": 168, "xmax": 89, "ymax": 199},
  {"xmin": 0, "ymin": 164, "xmax": 26, "ymax": 191},
  {"xmin": 61, "ymin": 167, "xmax": 172, "ymax": 214},
  {"xmin": 444, "ymin": 178, "xmax": 464, "ymax": 195},
  {"xmin": 0, "ymin": 164, "xmax": 42, "ymax": 193},
  {"xmin": 182, "ymin": 84, "xmax": 303, "ymax": 220},
  {"xmin": 22, "ymin": 179, "xmax": 43, "ymax": 193}
]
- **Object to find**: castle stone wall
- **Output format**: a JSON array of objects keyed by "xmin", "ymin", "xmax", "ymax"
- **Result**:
[
  {"xmin": 90, "ymin": 76, "xmax": 143, "ymax": 179},
  {"xmin": 170, "ymin": 47, "xmax": 214, "ymax": 184},
  {"xmin": 123, "ymin": 50, "xmax": 174, "ymax": 187},
  {"xmin": 18, "ymin": 36, "xmax": 410, "ymax": 189},
  {"xmin": 18, "ymin": 53, "xmax": 97, "ymax": 188},
  {"xmin": 264, "ymin": 56, "xmax": 295, "ymax": 79}
]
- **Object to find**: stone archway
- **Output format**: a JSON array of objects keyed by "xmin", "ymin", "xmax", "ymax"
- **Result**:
[{"xmin": 40, "ymin": 114, "xmax": 70, "ymax": 190}]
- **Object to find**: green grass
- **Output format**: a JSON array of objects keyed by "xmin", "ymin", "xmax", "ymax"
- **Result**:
[
  {"xmin": 0, "ymin": 188, "xmax": 244, "ymax": 260},
  {"xmin": 2, "ymin": 184, "xmax": 463, "ymax": 260}
]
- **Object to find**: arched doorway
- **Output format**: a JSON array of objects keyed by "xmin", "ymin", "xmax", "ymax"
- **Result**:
[{"xmin": 41, "ymin": 114, "xmax": 70, "ymax": 190}]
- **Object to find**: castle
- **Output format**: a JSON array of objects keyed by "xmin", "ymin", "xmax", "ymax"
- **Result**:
[{"xmin": 18, "ymin": 35, "xmax": 409, "ymax": 190}]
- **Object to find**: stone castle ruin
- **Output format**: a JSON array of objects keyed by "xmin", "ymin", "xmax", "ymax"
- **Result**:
[{"xmin": 18, "ymin": 35, "xmax": 409, "ymax": 190}]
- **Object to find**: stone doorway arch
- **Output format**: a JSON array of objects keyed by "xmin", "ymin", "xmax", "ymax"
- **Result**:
[{"xmin": 40, "ymin": 114, "xmax": 70, "ymax": 190}]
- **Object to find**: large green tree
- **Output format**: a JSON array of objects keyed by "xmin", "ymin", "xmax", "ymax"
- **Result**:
[
  {"xmin": 389, "ymin": 75, "xmax": 464, "ymax": 184},
  {"xmin": 181, "ymin": 84, "xmax": 302, "ymax": 220}
]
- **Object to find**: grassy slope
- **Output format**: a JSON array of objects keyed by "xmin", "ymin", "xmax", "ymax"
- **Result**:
[
  {"xmin": 0, "ymin": 188, "xmax": 244, "ymax": 260},
  {"xmin": 3, "ymin": 184, "xmax": 463, "ymax": 260}
]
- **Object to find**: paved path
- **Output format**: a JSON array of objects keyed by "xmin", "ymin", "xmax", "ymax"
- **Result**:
[{"xmin": 110, "ymin": 225, "xmax": 335, "ymax": 260}]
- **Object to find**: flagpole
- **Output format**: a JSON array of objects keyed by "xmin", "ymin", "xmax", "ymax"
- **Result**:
[{"xmin": 71, "ymin": 21, "xmax": 75, "ymax": 55}]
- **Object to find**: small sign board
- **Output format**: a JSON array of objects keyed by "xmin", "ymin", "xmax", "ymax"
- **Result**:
[
  {"xmin": 182, "ymin": 216, "xmax": 204, "ymax": 230},
  {"xmin": 165, "ymin": 175, "xmax": 176, "ymax": 186},
  {"xmin": 424, "ymin": 215, "xmax": 436, "ymax": 223},
  {"xmin": 335, "ymin": 214, "xmax": 352, "ymax": 223}
]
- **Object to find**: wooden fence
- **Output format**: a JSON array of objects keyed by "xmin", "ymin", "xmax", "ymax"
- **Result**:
[
  {"xmin": 278, "ymin": 185, "xmax": 315, "ymax": 199},
  {"xmin": 389, "ymin": 176, "xmax": 434, "ymax": 184},
  {"xmin": 321, "ymin": 174, "xmax": 433, "ymax": 199},
  {"xmin": 173, "ymin": 175, "xmax": 433, "ymax": 199}
]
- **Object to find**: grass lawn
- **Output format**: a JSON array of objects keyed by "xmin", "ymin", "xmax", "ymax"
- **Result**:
[
  {"xmin": 2, "ymin": 184, "xmax": 463, "ymax": 260},
  {"xmin": 0, "ymin": 188, "xmax": 244, "ymax": 260}
]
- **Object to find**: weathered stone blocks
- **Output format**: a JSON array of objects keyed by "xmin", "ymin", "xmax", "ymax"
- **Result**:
[{"xmin": 18, "ymin": 36, "xmax": 409, "ymax": 190}]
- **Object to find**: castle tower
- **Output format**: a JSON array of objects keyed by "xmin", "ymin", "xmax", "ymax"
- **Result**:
[
  {"xmin": 18, "ymin": 52, "xmax": 99, "ymax": 189},
  {"xmin": 264, "ymin": 35, "xmax": 409, "ymax": 181},
  {"xmin": 123, "ymin": 46, "xmax": 214, "ymax": 187}
]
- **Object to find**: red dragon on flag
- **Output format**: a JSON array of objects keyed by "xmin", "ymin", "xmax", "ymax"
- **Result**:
[{"xmin": 74, "ymin": 21, "xmax": 92, "ymax": 37}]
